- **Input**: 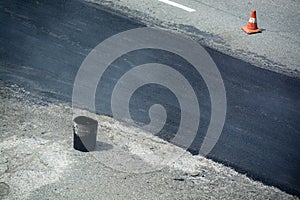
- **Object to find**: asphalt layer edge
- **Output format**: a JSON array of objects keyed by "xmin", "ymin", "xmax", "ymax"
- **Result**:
[{"xmin": 84, "ymin": 0, "xmax": 300, "ymax": 78}]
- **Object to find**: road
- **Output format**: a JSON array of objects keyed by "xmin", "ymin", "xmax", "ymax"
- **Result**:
[
  {"xmin": 0, "ymin": 0, "xmax": 299, "ymax": 197},
  {"xmin": 86, "ymin": 0, "xmax": 300, "ymax": 76}
]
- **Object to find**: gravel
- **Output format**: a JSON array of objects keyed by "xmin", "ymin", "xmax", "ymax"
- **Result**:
[{"xmin": 0, "ymin": 81, "xmax": 298, "ymax": 199}]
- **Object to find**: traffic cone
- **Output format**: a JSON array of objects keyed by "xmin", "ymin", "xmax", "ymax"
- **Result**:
[{"xmin": 242, "ymin": 10, "xmax": 261, "ymax": 34}]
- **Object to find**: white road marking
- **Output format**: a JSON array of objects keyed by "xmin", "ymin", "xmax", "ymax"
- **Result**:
[{"xmin": 158, "ymin": 0, "xmax": 196, "ymax": 12}]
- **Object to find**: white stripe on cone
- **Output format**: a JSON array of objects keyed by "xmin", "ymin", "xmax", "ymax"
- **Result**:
[{"xmin": 248, "ymin": 18, "xmax": 256, "ymax": 23}]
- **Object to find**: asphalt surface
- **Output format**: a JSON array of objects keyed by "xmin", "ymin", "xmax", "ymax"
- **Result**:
[
  {"xmin": 87, "ymin": 0, "xmax": 300, "ymax": 76},
  {"xmin": 0, "ymin": 0, "xmax": 299, "ymax": 197}
]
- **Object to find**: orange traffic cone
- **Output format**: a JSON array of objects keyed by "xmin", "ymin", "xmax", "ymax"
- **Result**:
[{"xmin": 242, "ymin": 10, "xmax": 261, "ymax": 34}]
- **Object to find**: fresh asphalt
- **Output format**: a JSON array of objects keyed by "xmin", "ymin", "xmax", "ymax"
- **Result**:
[{"xmin": 0, "ymin": 0, "xmax": 299, "ymax": 197}]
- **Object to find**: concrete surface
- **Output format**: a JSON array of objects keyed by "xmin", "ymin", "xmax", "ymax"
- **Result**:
[
  {"xmin": 0, "ymin": 81, "xmax": 298, "ymax": 199},
  {"xmin": 86, "ymin": 0, "xmax": 300, "ymax": 77}
]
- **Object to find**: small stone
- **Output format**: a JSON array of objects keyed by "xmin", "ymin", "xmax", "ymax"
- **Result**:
[
  {"xmin": 0, "ymin": 156, "xmax": 8, "ymax": 164},
  {"xmin": 0, "ymin": 156, "xmax": 8, "ymax": 175},
  {"xmin": 190, "ymin": 172, "xmax": 200, "ymax": 177},
  {"xmin": 173, "ymin": 178, "xmax": 185, "ymax": 181},
  {"xmin": 0, "ymin": 182, "xmax": 10, "ymax": 196},
  {"xmin": 0, "ymin": 164, "xmax": 8, "ymax": 175}
]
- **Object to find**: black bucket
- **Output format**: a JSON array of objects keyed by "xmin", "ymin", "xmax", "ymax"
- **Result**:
[{"xmin": 73, "ymin": 116, "xmax": 98, "ymax": 152}]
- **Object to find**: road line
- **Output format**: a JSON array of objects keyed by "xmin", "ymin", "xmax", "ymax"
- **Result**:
[{"xmin": 158, "ymin": 0, "xmax": 196, "ymax": 12}]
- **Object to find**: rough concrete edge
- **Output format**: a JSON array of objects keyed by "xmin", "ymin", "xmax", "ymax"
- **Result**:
[
  {"xmin": 0, "ymin": 82, "xmax": 296, "ymax": 198},
  {"xmin": 1, "ymin": 81, "xmax": 299, "ymax": 199},
  {"xmin": 83, "ymin": 0, "xmax": 300, "ymax": 78}
]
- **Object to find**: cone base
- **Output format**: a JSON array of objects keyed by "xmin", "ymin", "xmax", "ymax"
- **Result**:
[{"xmin": 242, "ymin": 26, "xmax": 261, "ymax": 34}]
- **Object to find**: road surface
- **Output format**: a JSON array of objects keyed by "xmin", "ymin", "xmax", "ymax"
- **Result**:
[{"xmin": 86, "ymin": 0, "xmax": 300, "ymax": 76}]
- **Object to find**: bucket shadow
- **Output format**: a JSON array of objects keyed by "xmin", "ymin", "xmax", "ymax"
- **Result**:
[{"xmin": 94, "ymin": 141, "xmax": 113, "ymax": 151}]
